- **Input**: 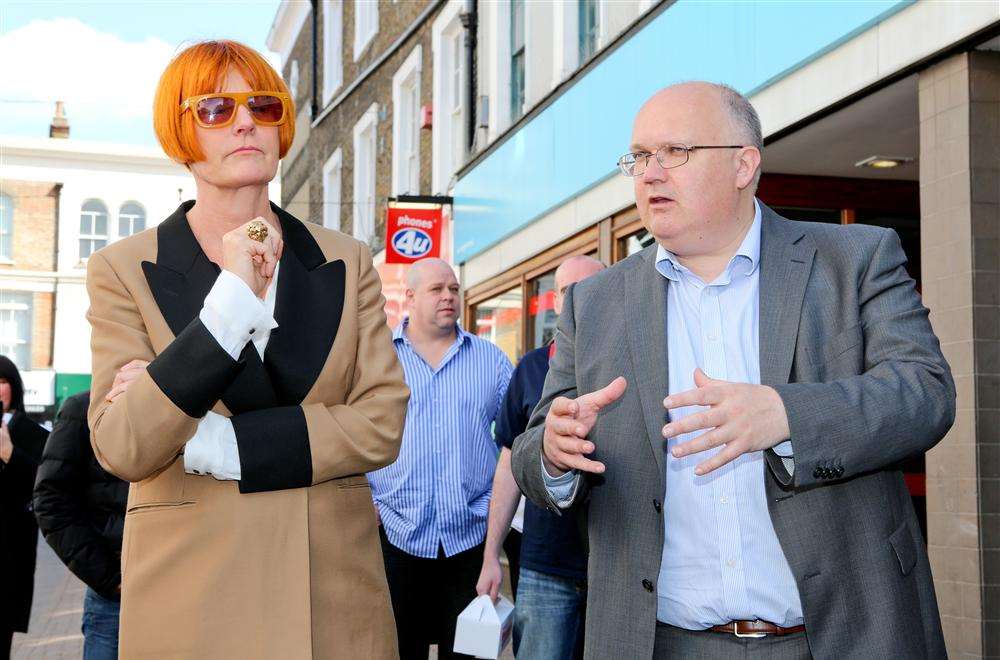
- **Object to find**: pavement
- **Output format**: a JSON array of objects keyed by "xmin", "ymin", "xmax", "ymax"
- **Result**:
[
  {"xmin": 11, "ymin": 536, "xmax": 85, "ymax": 659},
  {"xmin": 12, "ymin": 534, "xmax": 516, "ymax": 659}
]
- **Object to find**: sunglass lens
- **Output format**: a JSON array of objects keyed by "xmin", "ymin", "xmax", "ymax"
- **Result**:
[
  {"xmin": 247, "ymin": 95, "xmax": 284, "ymax": 123},
  {"xmin": 196, "ymin": 96, "xmax": 236, "ymax": 126}
]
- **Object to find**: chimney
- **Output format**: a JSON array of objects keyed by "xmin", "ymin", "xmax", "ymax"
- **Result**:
[{"xmin": 49, "ymin": 101, "xmax": 69, "ymax": 139}]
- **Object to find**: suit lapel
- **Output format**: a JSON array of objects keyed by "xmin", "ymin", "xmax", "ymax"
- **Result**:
[
  {"xmin": 143, "ymin": 201, "xmax": 280, "ymax": 414},
  {"xmin": 263, "ymin": 203, "xmax": 346, "ymax": 406},
  {"xmin": 624, "ymin": 247, "xmax": 668, "ymax": 481},
  {"xmin": 758, "ymin": 204, "xmax": 816, "ymax": 388}
]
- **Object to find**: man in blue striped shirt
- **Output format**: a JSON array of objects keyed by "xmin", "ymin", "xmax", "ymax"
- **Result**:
[{"xmin": 369, "ymin": 258, "xmax": 513, "ymax": 660}]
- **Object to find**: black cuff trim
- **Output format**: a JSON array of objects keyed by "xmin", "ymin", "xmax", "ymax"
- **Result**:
[
  {"xmin": 147, "ymin": 318, "xmax": 244, "ymax": 418},
  {"xmin": 234, "ymin": 406, "xmax": 312, "ymax": 493}
]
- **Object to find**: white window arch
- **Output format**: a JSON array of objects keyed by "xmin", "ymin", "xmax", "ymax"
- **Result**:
[
  {"xmin": 80, "ymin": 199, "xmax": 109, "ymax": 259},
  {"xmin": 118, "ymin": 201, "xmax": 147, "ymax": 238}
]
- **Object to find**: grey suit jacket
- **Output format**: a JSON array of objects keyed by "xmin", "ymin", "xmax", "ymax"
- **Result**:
[{"xmin": 511, "ymin": 204, "xmax": 955, "ymax": 660}]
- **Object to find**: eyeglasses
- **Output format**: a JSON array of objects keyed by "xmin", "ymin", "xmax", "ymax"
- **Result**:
[
  {"xmin": 179, "ymin": 91, "xmax": 291, "ymax": 128},
  {"xmin": 617, "ymin": 144, "xmax": 746, "ymax": 177}
]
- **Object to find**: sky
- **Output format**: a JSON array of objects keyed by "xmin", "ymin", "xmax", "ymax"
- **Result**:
[{"xmin": 0, "ymin": 1, "xmax": 283, "ymax": 147}]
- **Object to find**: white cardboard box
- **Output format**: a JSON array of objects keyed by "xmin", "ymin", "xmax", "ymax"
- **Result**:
[{"xmin": 453, "ymin": 594, "xmax": 515, "ymax": 659}]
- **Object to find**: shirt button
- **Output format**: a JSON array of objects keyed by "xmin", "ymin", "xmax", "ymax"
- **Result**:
[
  {"xmin": 726, "ymin": 559, "xmax": 737, "ymax": 568},
  {"xmin": 719, "ymin": 495, "xmax": 729, "ymax": 504},
  {"xmin": 642, "ymin": 579, "xmax": 654, "ymax": 592},
  {"xmin": 707, "ymin": 333, "xmax": 719, "ymax": 341}
]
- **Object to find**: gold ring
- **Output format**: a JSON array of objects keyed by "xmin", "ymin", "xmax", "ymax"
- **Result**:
[{"xmin": 247, "ymin": 220, "xmax": 268, "ymax": 242}]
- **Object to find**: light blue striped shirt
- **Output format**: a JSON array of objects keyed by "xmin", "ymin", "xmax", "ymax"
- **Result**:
[
  {"xmin": 369, "ymin": 320, "xmax": 513, "ymax": 558},
  {"xmin": 652, "ymin": 199, "xmax": 802, "ymax": 628},
  {"xmin": 546, "ymin": 200, "xmax": 802, "ymax": 629}
]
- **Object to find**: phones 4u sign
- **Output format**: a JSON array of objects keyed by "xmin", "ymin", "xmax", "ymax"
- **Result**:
[{"xmin": 385, "ymin": 201, "xmax": 446, "ymax": 264}]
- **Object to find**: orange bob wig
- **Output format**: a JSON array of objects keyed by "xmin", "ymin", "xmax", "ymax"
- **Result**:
[{"xmin": 153, "ymin": 40, "xmax": 295, "ymax": 165}]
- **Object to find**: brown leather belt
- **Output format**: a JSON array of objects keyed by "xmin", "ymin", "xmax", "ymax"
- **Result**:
[{"xmin": 710, "ymin": 620, "xmax": 806, "ymax": 637}]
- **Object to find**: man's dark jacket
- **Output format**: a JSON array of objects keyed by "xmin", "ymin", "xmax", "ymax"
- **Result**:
[{"xmin": 34, "ymin": 392, "xmax": 128, "ymax": 600}]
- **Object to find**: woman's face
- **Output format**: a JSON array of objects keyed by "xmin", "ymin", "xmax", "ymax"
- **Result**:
[
  {"xmin": 0, "ymin": 378, "xmax": 11, "ymax": 413},
  {"xmin": 188, "ymin": 69, "xmax": 281, "ymax": 190}
]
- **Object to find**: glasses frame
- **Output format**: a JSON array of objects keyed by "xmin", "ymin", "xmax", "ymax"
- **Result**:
[
  {"xmin": 179, "ymin": 91, "xmax": 292, "ymax": 128},
  {"xmin": 618, "ymin": 144, "xmax": 746, "ymax": 177}
]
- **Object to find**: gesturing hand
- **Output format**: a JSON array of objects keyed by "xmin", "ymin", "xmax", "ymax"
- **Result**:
[
  {"xmin": 221, "ymin": 217, "xmax": 284, "ymax": 299},
  {"xmin": 106, "ymin": 360, "xmax": 150, "ymax": 403},
  {"xmin": 664, "ymin": 368, "xmax": 790, "ymax": 475},
  {"xmin": 542, "ymin": 377, "xmax": 627, "ymax": 477}
]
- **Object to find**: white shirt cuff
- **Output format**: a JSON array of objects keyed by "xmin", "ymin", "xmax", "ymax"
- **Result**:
[
  {"xmin": 541, "ymin": 454, "xmax": 580, "ymax": 509},
  {"xmin": 199, "ymin": 270, "xmax": 278, "ymax": 360},
  {"xmin": 184, "ymin": 412, "xmax": 241, "ymax": 480}
]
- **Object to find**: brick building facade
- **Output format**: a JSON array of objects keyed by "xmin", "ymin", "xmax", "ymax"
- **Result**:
[
  {"xmin": 0, "ymin": 179, "xmax": 59, "ymax": 372},
  {"xmin": 275, "ymin": 0, "xmax": 442, "ymax": 252}
]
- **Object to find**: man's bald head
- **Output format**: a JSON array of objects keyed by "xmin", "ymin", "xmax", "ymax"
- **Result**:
[
  {"xmin": 630, "ymin": 81, "xmax": 762, "ymax": 258},
  {"xmin": 554, "ymin": 255, "xmax": 605, "ymax": 315},
  {"xmin": 405, "ymin": 258, "xmax": 460, "ymax": 334},
  {"xmin": 406, "ymin": 258, "xmax": 455, "ymax": 291}
]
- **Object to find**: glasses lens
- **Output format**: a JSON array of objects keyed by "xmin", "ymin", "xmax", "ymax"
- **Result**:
[
  {"xmin": 247, "ymin": 95, "xmax": 284, "ymax": 123},
  {"xmin": 656, "ymin": 145, "xmax": 688, "ymax": 169},
  {"xmin": 619, "ymin": 153, "xmax": 641, "ymax": 177},
  {"xmin": 196, "ymin": 96, "xmax": 236, "ymax": 126}
]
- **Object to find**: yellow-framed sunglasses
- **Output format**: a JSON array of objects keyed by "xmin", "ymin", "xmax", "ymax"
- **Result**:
[{"xmin": 179, "ymin": 91, "xmax": 291, "ymax": 128}]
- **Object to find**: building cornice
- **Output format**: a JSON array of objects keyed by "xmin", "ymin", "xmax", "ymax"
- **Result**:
[
  {"xmin": 267, "ymin": 0, "xmax": 312, "ymax": 65},
  {"xmin": 0, "ymin": 136, "xmax": 188, "ymax": 174}
]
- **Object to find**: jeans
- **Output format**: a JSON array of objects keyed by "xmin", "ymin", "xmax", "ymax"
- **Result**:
[
  {"xmin": 513, "ymin": 567, "xmax": 586, "ymax": 660},
  {"xmin": 82, "ymin": 588, "xmax": 120, "ymax": 660}
]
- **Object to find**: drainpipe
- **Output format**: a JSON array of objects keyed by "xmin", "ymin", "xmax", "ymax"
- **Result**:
[
  {"xmin": 460, "ymin": 0, "xmax": 478, "ymax": 152},
  {"xmin": 311, "ymin": 0, "xmax": 319, "ymax": 120}
]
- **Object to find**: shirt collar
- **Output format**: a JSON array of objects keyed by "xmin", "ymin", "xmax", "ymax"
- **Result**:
[
  {"xmin": 655, "ymin": 198, "xmax": 762, "ymax": 283},
  {"xmin": 392, "ymin": 317, "xmax": 471, "ymax": 346}
]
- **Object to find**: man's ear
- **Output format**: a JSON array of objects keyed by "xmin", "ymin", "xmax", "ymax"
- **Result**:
[{"xmin": 735, "ymin": 146, "xmax": 761, "ymax": 190}]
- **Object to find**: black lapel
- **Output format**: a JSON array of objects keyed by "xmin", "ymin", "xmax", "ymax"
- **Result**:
[
  {"xmin": 624, "ymin": 247, "xmax": 669, "ymax": 484},
  {"xmin": 758, "ymin": 203, "xmax": 816, "ymax": 388},
  {"xmin": 142, "ymin": 201, "xmax": 279, "ymax": 414},
  {"xmin": 263, "ymin": 203, "xmax": 346, "ymax": 405}
]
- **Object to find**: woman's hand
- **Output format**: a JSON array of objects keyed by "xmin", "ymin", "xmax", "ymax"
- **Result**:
[
  {"xmin": 221, "ymin": 218, "xmax": 284, "ymax": 299},
  {"xmin": 0, "ymin": 421, "xmax": 12, "ymax": 464},
  {"xmin": 106, "ymin": 360, "xmax": 150, "ymax": 403}
]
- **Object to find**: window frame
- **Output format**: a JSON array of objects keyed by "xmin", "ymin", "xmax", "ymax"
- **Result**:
[
  {"xmin": 322, "ymin": 147, "xmax": 343, "ymax": 231},
  {"xmin": 117, "ymin": 200, "xmax": 147, "ymax": 239},
  {"xmin": 510, "ymin": 0, "xmax": 526, "ymax": 123},
  {"xmin": 353, "ymin": 0, "xmax": 379, "ymax": 61},
  {"xmin": 352, "ymin": 103, "xmax": 379, "ymax": 246},
  {"xmin": 323, "ymin": 0, "xmax": 344, "ymax": 105},
  {"xmin": 0, "ymin": 194, "xmax": 14, "ymax": 263},
  {"xmin": 79, "ymin": 199, "xmax": 110, "ymax": 262},
  {"xmin": 0, "ymin": 289, "xmax": 33, "ymax": 370},
  {"xmin": 391, "ymin": 46, "xmax": 423, "ymax": 196},
  {"xmin": 431, "ymin": 0, "xmax": 466, "ymax": 194}
]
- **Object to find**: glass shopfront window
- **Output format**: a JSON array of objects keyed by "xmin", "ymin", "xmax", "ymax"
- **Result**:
[
  {"xmin": 472, "ymin": 287, "xmax": 523, "ymax": 363},
  {"xmin": 528, "ymin": 271, "xmax": 556, "ymax": 350}
]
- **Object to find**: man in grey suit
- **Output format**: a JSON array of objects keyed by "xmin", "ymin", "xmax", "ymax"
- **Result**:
[{"xmin": 511, "ymin": 82, "xmax": 955, "ymax": 659}]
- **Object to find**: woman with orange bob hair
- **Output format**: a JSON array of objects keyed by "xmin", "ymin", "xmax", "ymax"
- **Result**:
[{"xmin": 86, "ymin": 40, "xmax": 408, "ymax": 658}]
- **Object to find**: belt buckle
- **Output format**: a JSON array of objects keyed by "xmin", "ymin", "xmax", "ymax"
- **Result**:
[{"xmin": 732, "ymin": 622, "xmax": 767, "ymax": 639}]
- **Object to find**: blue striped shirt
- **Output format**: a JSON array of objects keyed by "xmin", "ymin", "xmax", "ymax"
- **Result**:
[
  {"xmin": 368, "ymin": 320, "xmax": 513, "ymax": 558},
  {"xmin": 655, "ymin": 200, "xmax": 802, "ymax": 628}
]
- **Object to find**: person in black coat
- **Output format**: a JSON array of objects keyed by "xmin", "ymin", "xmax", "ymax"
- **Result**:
[
  {"xmin": 0, "ymin": 356, "xmax": 48, "ymax": 659},
  {"xmin": 33, "ymin": 391, "xmax": 127, "ymax": 660}
]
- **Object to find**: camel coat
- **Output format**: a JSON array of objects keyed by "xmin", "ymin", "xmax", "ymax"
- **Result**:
[{"xmin": 87, "ymin": 201, "xmax": 408, "ymax": 658}]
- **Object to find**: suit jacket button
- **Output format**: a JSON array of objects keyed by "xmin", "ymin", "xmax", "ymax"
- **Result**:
[
  {"xmin": 653, "ymin": 499, "xmax": 662, "ymax": 513},
  {"xmin": 642, "ymin": 579, "xmax": 654, "ymax": 593},
  {"xmin": 835, "ymin": 466, "xmax": 844, "ymax": 477},
  {"xmin": 813, "ymin": 467, "xmax": 824, "ymax": 479}
]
